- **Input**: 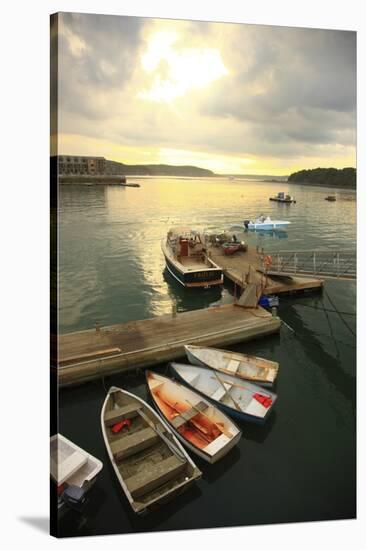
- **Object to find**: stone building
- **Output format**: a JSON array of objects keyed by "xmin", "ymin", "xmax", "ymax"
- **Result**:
[{"xmin": 58, "ymin": 155, "xmax": 106, "ymax": 175}]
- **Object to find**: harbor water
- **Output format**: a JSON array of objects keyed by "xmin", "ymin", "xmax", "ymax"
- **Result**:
[{"xmin": 58, "ymin": 177, "xmax": 356, "ymax": 536}]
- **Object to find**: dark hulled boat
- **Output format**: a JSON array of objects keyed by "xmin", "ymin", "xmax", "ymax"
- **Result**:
[{"xmin": 162, "ymin": 227, "xmax": 223, "ymax": 288}]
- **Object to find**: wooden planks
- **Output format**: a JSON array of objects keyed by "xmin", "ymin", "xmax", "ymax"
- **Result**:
[
  {"xmin": 125, "ymin": 455, "xmax": 186, "ymax": 499},
  {"xmin": 104, "ymin": 403, "xmax": 142, "ymax": 426},
  {"xmin": 110, "ymin": 428, "xmax": 158, "ymax": 461},
  {"xmin": 207, "ymin": 244, "xmax": 324, "ymax": 296},
  {"xmin": 171, "ymin": 401, "xmax": 208, "ymax": 429},
  {"xmin": 56, "ymin": 304, "xmax": 281, "ymax": 387}
]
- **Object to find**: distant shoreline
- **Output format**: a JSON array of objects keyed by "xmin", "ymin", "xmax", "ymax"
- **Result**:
[{"xmin": 279, "ymin": 179, "xmax": 356, "ymax": 191}]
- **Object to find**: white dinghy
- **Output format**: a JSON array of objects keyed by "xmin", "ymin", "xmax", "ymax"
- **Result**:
[
  {"xmin": 185, "ymin": 344, "xmax": 279, "ymax": 387},
  {"xmin": 170, "ymin": 363, "xmax": 277, "ymax": 424},
  {"xmin": 146, "ymin": 371, "xmax": 241, "ymax": 464},
  {"xmin": 101, "ymin": 386, "xmax": 201, "ymax": 515},
  {"xmin": 50, "ymin": 433, "xmax": 103, "ymax": 513}
]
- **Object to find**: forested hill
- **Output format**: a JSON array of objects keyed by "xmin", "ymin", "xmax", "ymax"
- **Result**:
[
  {"xmin": 106, "ymin": 160, "xmax": 214, "ymax": 177},
  {"xmin": 287, "ymin": 167, "xmax": 356, "ymax": 188}
]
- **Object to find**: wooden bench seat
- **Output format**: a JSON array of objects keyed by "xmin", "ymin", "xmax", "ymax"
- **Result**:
[
  {"xmin": 104, "ymin": 403, "xmax": 143, "ymax": 426},
  {"xmin": 125, "ymin": 455, "xmax": 186, "ymax": 498},
  {"xmin": 171, "ymin": 401, "xmax": 208, "ymax": 429},
  {"xmin": 110, "ymin": 427, "xmax": 158, "ymax": 461}
]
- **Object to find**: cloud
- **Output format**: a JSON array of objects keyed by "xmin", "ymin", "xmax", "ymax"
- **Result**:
[{"xmin": 55, "ymin": 14, "xmax": 356, "ymax": 172}]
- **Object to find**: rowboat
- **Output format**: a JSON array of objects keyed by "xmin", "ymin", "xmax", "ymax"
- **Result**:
[
  {"xmin": 50, "ymin": 433, "xmax": 103, "ymax": 513},
  {"xmin": 146, "ymin": 371, "xmax": 241, "ymax": 463},
  {"xmin": 244, "ymin": 216, "xmax": 291, "ymax": 230},
  {"xmin": 184, "ymin": 344, "xmax": 279, "ymax": 387},
  {"xmin": 170, "ymin": 363, "xmax": 277, "ymax": 424},
  {"xmin": 162, "ymin": 227, "xmax": 223, "ymax": 288},
  {"xmin": 101, "ymin": 386, "xmax": 201, "ymax": 515}
]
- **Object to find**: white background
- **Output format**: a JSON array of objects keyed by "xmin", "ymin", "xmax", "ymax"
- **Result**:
[{"xmin": 0, "ymin": 0, "xmax": 364, "ymax": 547}]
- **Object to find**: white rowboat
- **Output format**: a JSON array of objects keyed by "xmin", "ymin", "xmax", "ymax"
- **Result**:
[
  {"xmin": 170, "ymin": 363, "xmax": 277, "ymax": 424},
  {"xmin": 185, "ymin": 344, "xmax": 279, "ymax": 387}
]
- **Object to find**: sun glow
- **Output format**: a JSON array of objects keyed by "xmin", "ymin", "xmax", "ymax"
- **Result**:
[{"xmin": 139, "ymin": 31, "xmax": 228, "ymax": 103}]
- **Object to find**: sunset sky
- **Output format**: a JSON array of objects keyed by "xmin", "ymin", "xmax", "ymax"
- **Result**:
[{"xmin": 55, "ymin": 13, "xmax": 356, "ymax": 175}]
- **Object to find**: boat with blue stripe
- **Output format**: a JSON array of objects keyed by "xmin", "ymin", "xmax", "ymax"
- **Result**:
[{"xmin": 170, "ymin": 362, "xmax": 277, "ymax": 424}]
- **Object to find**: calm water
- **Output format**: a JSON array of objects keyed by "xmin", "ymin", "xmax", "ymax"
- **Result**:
[{"xmin": 58, "ymin": 178, "xmax": 356, "ymax": 536}]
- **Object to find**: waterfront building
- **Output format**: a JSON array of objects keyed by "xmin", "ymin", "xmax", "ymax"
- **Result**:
[{"xmin": 57, "ymin": 155, "xmax": 106, "ymax": 175}]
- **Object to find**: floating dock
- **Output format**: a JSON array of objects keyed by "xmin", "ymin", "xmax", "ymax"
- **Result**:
[
  {"xmin": 207, "ymin": 244, "xmax": 324, "ymax": 295},
  {"xmin": 55, "ymin": 304, "xmax": 281, "ymax": 387}
]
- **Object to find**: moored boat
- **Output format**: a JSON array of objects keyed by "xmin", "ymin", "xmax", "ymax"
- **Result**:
[
  {"xmin": 269, "ymin": 192, "xmax": 296, "ymax": 203},
  {"xmin": 244, "ymin": 215, "xmax": 291, "ymax": 230},
  {"xmin": 162, "ymin": 227, "xmax": 223, "ymax": 288},
  {"xmin": 170, "ymin": 363, "xmax": 277, "ymax": 424},
  {"xmin": 101, "ymin": 386, "xmax": 201, "ymax": 515},
  {"xmin": 185, "ymin": 344, "xmax": 279, "ymax": 387},
  {"xmin": 325, "ymin": 195, "xmax": 336, "ymax": 201},
  {"xmin": 146, "ymin": 371, "xmax": 241, "ymax": 463},
  {"xmin": 50, "ymin": 433, "xmax": 103, "ymax": 514}
]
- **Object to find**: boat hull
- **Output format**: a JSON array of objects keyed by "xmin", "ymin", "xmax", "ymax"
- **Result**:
[
  {"xmin": 246, "ymin": 222, "xmax": 290, "ymax": 230},
  {"xmin": 269, "ymin": 198, "xmax": 296, "ymax": 203},
  {"xmin": 185, "ymin": 345, "xmax": 278, "ymax": 387},
  {"xmin": 163, "ymin": 247, "xmax": 223, "ymax": 288}
]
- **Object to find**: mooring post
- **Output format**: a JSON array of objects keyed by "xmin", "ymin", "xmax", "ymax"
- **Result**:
[
  {"xmin": 271, "ymin": 307, "xmax": 278, "ymax": 319},
  {"xmin": 95, "ymin": 321, "xmax": 100, "ymax": 334},
  {"xmin": 172, "ymin": 303, "xmax": 177, "ymax": 318}
]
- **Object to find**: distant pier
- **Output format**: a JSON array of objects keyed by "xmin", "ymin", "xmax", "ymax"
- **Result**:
[
  {"xmin": 55, "ymin": 304, "xmax": 280, "ymax": 387},
  {"xmin": 59, "ymin": 175, "xmax": 126, "ymax": 185}
]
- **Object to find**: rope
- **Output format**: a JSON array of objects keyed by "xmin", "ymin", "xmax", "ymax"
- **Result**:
[
  {"xmin": 323, "ymin": 288, "xmax": 356, "ymax": 337},
  {"xmin": 278, "ymin": 296, "xmax": 355, "ymax": 316}
]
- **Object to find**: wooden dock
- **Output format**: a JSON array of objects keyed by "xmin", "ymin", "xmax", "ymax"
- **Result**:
[
  {"xmin": 55, "ymin": 304, "xmax": 281, "ymax": 387},
  {"xmin": 208, "ymin": 244, "xmax": 324, "ymax": 295}
]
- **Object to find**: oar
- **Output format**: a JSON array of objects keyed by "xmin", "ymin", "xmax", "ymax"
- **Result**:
[
  {"xmin": 212, "ymin": 371, "xmax": 242, "ymax": 411},
  {"xmin": 211, "ymin": 376, "xmax": 272, "ymax": 398},
  {"xmin": 184, "ymin": 399, "xmax": 233, "ymax": 439},
  {"xmin": 156, "ymin": 391, "xmax": 212, "ymax": 443}
]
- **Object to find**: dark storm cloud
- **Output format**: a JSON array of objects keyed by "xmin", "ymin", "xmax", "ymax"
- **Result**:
[
  {"xmin": 200, "ymin": 25, "xmax": 356, "ymax": 155},
  {"xmin": 58, "ymin": 12, "xmax": 146, "ymax": 118}
]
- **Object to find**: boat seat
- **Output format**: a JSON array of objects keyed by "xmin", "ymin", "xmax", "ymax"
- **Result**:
[
  {"xmin": 171, "ymin": 401, "xmax": 208, "ymax": 429},
  {"xmin": 104, "ymin": 403, "xmax": 143, "ymax": 426},
  {"xmin": 225, "ymin": 359, "xmax": 240, "ymax": 373},
  {"xmin": 210, "ymin": 387, "xmax": 227, "ymax": 402},
  {"xmin": 183, "ymin": 372, "xmax": 200, "ymax": 387},
  {"xmin": 125, "ymin": 455, "xmax": 187, "ymax": 499},
  {"xmin": 54, "ymin": 451, "xmax": 88, "ymax": 485},
  {"xmin": 110, "ymin": 427, "xmax": 158, "ymax": 461}
]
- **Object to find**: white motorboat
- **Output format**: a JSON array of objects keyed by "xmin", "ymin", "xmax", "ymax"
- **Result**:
[
  {"xmin": 244, "ymin": 215, "xmax": 291, "ymax": 230},
  {"xmin": 50, "ymin": 433, "xmax": 103, "ymax": 513}
]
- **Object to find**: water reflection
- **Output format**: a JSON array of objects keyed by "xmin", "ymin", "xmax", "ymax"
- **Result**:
[
  {"xmin": 163, "ymin": 268, "xmax": 223, "ymax": 311},
  {"xmin": 200, "ymin": 446, "xmax": 241, "ymax": 484},
  {"xmin": 248, "ymin": 229, "xmax": 288, "ymax": 239}
]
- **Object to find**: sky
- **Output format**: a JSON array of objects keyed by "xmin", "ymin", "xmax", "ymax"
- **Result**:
[{"xmin": 53, "ymin": 13, "xmax": 356, "ymax": 175}]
